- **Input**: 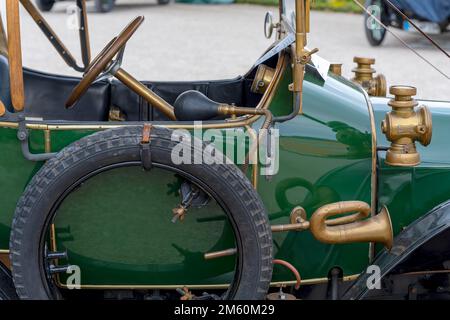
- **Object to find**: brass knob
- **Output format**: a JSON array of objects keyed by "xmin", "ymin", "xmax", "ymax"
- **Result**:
[
  {"xmin": 390, "ymin": 85, "xmax": 416, "ymax": 97},
  {"xmin": 381, "ymin": 85, "xmax": 432, "ymax": 166}
]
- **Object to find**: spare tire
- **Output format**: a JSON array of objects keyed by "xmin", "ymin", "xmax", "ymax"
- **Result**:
[{"xmin": 10, "ymin": 126, "xmax": 273, "ymax": 300}]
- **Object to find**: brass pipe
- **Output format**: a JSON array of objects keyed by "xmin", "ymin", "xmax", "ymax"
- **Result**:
[
  {"xmin": 115, "ymin": 68, "xmax": 176, "ymax": 120},
  {"xmin": 291, "ymin": 1, "xmax": 316, "ymax": 115},
  {"xmin": 273, "ymin": 259, "xmax": 301, "ymax": 290},
  {"xmin": 272, "ymin": 206, "xmax": 309, "ymax": 232},
  {"xmin": 218, "ymin": 106, "xmax": 273, "ymax": 175},
  {"xmin": 44, "ymin": 130, "xmax": 51, "ymax": 153},
  {"xmin": 271, "ymin": 221, "xmax": 309, "ymax": 233},
  {"xmin": 204, "ymin": 248, "xmax": 237, "ymax": 260}
]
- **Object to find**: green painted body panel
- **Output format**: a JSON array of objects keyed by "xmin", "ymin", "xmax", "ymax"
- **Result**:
[{"xmin": 2, "ymin": 65, "xmax": 448, "ymax": 287}]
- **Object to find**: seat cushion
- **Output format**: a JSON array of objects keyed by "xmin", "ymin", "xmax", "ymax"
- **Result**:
[
  {"xmin": 0, "ymin": 55, "xmax": 12, "ymax": 112},
  {"xmin": 23, "ymin": 69, "xmax": 111, "ymax": 121}
]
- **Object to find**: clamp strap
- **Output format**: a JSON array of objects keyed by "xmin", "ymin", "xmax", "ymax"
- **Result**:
[{"xmin": 140, "ymin": 124, "xmax": 153, "ymax": 171}]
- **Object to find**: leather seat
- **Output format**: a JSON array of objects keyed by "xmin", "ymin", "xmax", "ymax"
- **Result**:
[{"xmin": 0, "ymin": 55, "xmax": 12, "ymax": 112}]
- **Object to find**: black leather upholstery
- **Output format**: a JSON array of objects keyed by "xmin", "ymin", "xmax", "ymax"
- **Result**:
[
  {"xmin": 24, "ymin": 69, "xmax": 110, "ymax": 121},
  {"xmin": 0, "ymin": 56, "xmax": 111, "ymax": 119},
  {"xmin": 0, "ymin": 55, "xmax": 12, "ymax": 112},
  {"xmin": 111, "ymin": 77, "xmax": 261, "ymax": 121}
]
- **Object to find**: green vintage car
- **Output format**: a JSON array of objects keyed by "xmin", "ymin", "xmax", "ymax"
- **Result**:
[{"xmin": 0, "ymin": 0, "xmax": 448, "ymax": 300}]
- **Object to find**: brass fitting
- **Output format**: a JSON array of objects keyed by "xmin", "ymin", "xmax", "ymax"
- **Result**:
[
  {"xmin": 381, "ymin": 86, "xmax": 432, "ymax": 166},
  {"xmin": 352, "ymin": 57, "xmax": 387, "ymax": 97},
  {"xmin": 251, "ymin": 64, "xmax": 275, "ymax": 94}
]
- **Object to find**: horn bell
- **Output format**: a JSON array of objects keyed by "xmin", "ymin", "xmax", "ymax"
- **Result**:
[{"xmin": 310, "ymin": 201, "xmax": 393, "ymax": 250}]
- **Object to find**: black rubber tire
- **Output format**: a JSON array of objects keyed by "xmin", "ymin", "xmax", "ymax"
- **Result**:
[
  {"xmin": 157, "ymin": 0, "xmax": 170, "ymax": 5},
  {"xmin": 0, "ymin": 263, "xmax": 18, "ymax": 300},
  {"xmin": 364, "ymin": 0, "xmax": 387, "ymax": 46},
  {"xmin": 95, "ymin": 0, "xmax": 116, "ymax": 13},
  {"xmin": 10, "ymin": 126, "xmax": 273, "ymax": 300},
  {"xmin": 35, "ymin": 0, "xmax": 55, "ymax": 12}
]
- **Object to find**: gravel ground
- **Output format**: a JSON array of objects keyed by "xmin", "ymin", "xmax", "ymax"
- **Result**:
[{"xmin": 1, "ymin": 1, "xmax": 449, "ymax": 100}]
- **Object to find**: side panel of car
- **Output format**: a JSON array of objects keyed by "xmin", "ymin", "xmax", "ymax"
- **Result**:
[{"xmin": 0, "ymin": 67, "xmax": 378, "ymax": 286}]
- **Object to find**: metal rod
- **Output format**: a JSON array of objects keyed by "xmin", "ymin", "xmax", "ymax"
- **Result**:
[
  {"xmin": 115, "ymin": 68, "xmax": 176, "ymax": 120},
  {"xmin": 271, "ymin": 221, "xmax": 309, "ymax": 232},
  {"xmin": 274, "ymin": 259, "xmax": 301, "ymax": 290},
  {"xmin": 204, "ymin": 248, "xmax": 237, "ymax": 260},
  {"xmin": 329, "ymin": 267, "xmax": 341, "ymax": 300},
  {"xmin": 77, "ymin": 0, "xmax": 91, "ymax": 68},
  {"xmin": 20, "ymin": 0, "xmax": 83, "ymax": 72}
]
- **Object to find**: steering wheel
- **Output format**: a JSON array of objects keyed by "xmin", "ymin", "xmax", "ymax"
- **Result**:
[{"xmin": 65, "ymin": 16, "xmax": 144, "ymax": 108}]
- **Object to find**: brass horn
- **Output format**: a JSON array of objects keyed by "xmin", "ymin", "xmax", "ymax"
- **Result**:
[{"xmin": 310, "ymin": 201, "xmax": 393, "ymax": 249}]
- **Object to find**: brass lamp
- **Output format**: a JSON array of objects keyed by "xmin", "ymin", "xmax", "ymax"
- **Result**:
[
  {"xmin": 352, "ymin": 57, "xmax": 387, "ymax": 97},
  {"xmin": 381, "ymin": 86, "xmax": 432, "ymax": 166}
]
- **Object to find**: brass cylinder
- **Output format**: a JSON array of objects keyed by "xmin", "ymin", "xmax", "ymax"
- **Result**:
[
  {"xmin": 251, "ymin": 65, "xmax": 275, "ymax": 94},
  {"xmin": 381, "ymin": 86, "xmax": 432, "ymax": 166},
  {"xmin": 309, "ymin": 201, "xmax": 393, "ymax": 249}
]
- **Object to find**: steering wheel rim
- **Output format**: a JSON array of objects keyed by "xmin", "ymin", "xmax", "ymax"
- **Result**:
[{"xmin": 65, "ymin": 16, "xmax": 144, "ymax": 108}]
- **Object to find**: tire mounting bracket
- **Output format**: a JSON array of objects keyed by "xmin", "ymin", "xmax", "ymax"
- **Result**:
[{"xmin": 140, "ymin": 124, "xmax": 153, "ymax": 171}]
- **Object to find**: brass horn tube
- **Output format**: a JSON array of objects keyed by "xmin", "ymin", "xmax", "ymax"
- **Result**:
[
  {"xmin": 310, "ymin": 201, "xmax": 393, "ymax": 249},
  {"xmin": 271, "ymin": 221, "xmax": 309, "ymax": 233}
]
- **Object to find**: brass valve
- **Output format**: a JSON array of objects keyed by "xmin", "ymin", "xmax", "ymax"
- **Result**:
[
  {"xmin": 352, "ymin": 57, "xmax": 387, "ymax": 97},
  {"xmin": 381, "ymin": 86, "xmax": 432, "ymax": 167}
]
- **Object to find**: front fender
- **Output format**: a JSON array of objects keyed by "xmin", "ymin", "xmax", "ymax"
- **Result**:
[{"xmin": 342, "ymin": 200, "xmax": 450, "ymax": 300}]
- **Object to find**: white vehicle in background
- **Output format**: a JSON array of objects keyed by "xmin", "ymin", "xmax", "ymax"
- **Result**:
[{"xmin": 35, "ymin": 0, "xmax": 170, "ymax": 13}]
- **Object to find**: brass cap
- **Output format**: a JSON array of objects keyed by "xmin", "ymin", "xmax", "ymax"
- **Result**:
[
  {"xmin": 352, "ymin": 56, "xmax": 376, "ymax": 79},
  {"xmin": 388, "ymin": 85, "xmax": 418, "ymax": 109},
  {"xmin": 390, "ymin": 85, "xmax": 416, "ymax": 97},
  {"xmin": 353, "ymin": 56, "xmax": 376, "ymax": 65}
]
